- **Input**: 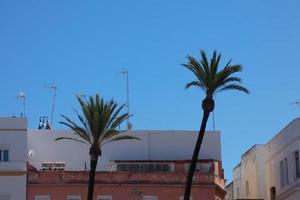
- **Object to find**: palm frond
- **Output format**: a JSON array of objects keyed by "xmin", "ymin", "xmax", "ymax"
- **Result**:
[
  {"xmin": 200, "ymin": 50, "xmax": 210, "ymax": 75},
  {"xmin": 183, "ymin": 57, "xmax": 207, "ymax": 83},
  {"xmin": 101, "ymin": 135, "xmax": 140, "ymax": 147},
  {"xmin": 110, "ymin": 113, "xmax": 130, "ymax": 130},
  {"xmin": 105, "ymin": 103, "xmax": 126, "ymax": 129},
  {"xmin": 55, "ymin": 136, "xmax": 88, "ymax": 145},
  {"xmin": 218, "ymin": 84, "xmax": 249, "ymax": 94},
  {"xmin": 185, "ymin": 81, "xmax": 206, "ymax": 90},
  {"xmin": 222, "ymin": 77, "xmax": 242, "ymax": 84},
  {"xmin": 59, "ymin": 114, "xmax": 93, "ymax": 145}
]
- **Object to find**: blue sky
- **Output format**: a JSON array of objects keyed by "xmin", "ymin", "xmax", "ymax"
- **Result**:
[{"xmin": 1, "ymin": 0, "xmax": 300, "ymax": 181}]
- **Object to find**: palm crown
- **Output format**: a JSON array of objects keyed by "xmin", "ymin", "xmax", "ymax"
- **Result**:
[
  {"xmin": 56, "ymin": 94, "xmax": 138, "ymax": 154},
  {"xmin": 183, "ymin": 50, "xmax": 249, "ymax": 98}
]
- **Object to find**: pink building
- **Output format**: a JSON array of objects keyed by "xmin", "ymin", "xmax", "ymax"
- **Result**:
[
  {"xmin": 26, "ymin": 130, "xmax": 225, "ymax": 200},
  {"xmin": 27, "ymin": 160, "xmax": 225, "ymax": 200}
]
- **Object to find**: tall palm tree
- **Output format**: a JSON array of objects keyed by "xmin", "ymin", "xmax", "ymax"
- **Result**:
[
  {"xmin": 182, "ymin": 50, "xmax": 249, "ymax": 200},
  {"xmin": 56, "ymin": 94, "xmax": 139, "ymax": 200}
]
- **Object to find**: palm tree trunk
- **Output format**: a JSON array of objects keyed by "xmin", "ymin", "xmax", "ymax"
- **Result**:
[
  {"xmin": 87, "ymin": 154, "xmax": 98, "ymax": 200},
  {"xmin": 184, "ymin": 110, "xmax": 210, "ymax": 200}
]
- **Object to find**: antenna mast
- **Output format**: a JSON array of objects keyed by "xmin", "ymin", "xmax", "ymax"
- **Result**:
[
  {"xmin": 17, "ymin": 91, "xmax": 26, "ymax": 117},
  {"xmin": 291, "ymin": 100, "xmax": 300, "ymax": 115},
  {"xmin": 121, "ymin": 70, "xmax": 131, "ymax": 130},
  {"xmin": 46, "ymin": 83, "xmax": 57, "ymax": 125},
  {"xmin": 212, "ymin": 111, "xmax": 216, "ymax": 131}
]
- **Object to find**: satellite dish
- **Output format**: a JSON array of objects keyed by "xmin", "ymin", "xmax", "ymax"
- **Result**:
[{"xmin": 28, "ymin": 149, "xmax": 35, "ymax": 162}]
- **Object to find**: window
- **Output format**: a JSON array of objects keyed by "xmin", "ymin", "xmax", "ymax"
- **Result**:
[
  {"xmin": 245, "ymin": 181, "xmax": 250, "ymax": 196},
  {"xmin": 280, "ymin": 161, "xmax": 284, "ymax": 188},
  {"xmin": 143, "ymin": 196, "xmax": 158, "ymax": 200},
  {"xmin": 184, "ymin": 163, "xmax": 212, "ymax": 173},
  {"xmin": 0, "ymin": 149, "xmax": 9, "ymax": 162},
  {"xmin": 280, "ymin": 158, "xmax": 290, "ymax": 188},
  {"xmin": 117, "ymin": 163, "xmax": 172, "ymax": 172},
  {"xmin": 284, "ymin": 158, "xmax": 289, "ymax": 185},
  {"xmin": 294, "ymin": 151, "xmax": 300, "ymax": 178},
  {"xmin": 67, "ymin": 195, "xmax": 81, "ymax": 200},
  {"xmin": 35, "ymin": 196, "xmax": 51, "ymax": 200},
  {"xmin": 97, "ymin": 196, "xmax": 112, "ymax": 200}
]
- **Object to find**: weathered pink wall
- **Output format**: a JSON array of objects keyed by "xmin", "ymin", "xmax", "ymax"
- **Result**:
[
  {"xmin": 27, "ymin": 161, "xmax": 225, "ymax": 200},
  {"xmin": 29, "ymin": 184, "xmax": 217, "ymax": 200}
]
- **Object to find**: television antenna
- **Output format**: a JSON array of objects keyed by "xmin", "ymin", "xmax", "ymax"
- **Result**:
[
  {"xmin": 121, "ymin": 69, "xmax": 132, "ymax": 130},
  {"xmin": 45, "ymin": 83, "xmax": 57, "ymax": 125},
  {"xmin": 17, "ymin": 91, "xmax": 26, "ymax": 117},
  {"xmin": 291, "ymin": 100, "xmax": 300, "ymax": 114}
]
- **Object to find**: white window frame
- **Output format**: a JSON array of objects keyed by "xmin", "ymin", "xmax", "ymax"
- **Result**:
[
  {"xmin": 0, "ymin": 149, "xmax": 9, "ymax": 162},
  {"xmin": 280, "ymin": 160, "xmax": 284, "ymax": 188},
  {"xmin": 143, "ymin": 196, "xmax": 158, "ymax": 200},
  {"xmin": 97, "ymin": 195, "xmax": 112, "ymax": 200},
  {"xmin": 35, "ymin": 195, "xmax": 51, "ymax": 200},
  {"xmin": 284, "ymin": 158, "xmax": 289, "ymax": 185},
  {"xmin": 67, "ymin": 195, "xmax": 81, "ymax": 200}
]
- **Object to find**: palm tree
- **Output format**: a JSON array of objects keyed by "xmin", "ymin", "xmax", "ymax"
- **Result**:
[
  {"xmin": 182, "ymin": 50, "xmax": 249, "ymax": 200},
  {"xmin": 56, "ymin": 94, "xmax": 139, "ymax": 200}
]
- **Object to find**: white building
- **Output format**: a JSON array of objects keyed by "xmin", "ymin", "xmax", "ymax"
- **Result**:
[
  {"xmin": 0, "ymin": 118, "xmax": 27, "ymax": 200},
  {"xmin": 27, "ymin": 129, "xmax": 222, "ymax": 171},
  {"xmin": 230, "ymin": 118, "xmax": 300, "ymax": 200}
]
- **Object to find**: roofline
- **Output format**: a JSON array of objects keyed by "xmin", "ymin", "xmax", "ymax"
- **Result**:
[
  {"xmin": 28, "ymin": 129, "xmax": 220, "ymax": 133},
  {"xmin": 112, "ymin": 159, "xmax": 219, "ymax": 163},
  {"xmin": 233, "ymin": 162, "xmax": 241, "ymax": 169},
  {"xmin": 241, "ymin": 144, "xmax": 264, "ymax": 157},
  {"xmin": 266, "ymin": 117, "xmax": 300, "ymax": 145},
  {"xmin": 225, "ymin": 181, "xmax": 233, "ymax": 187}
]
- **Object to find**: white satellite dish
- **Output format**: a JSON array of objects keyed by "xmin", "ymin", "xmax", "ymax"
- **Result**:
[{"xmin": 28, "ymin": 149, "xmax": 35, "ymax": 162}]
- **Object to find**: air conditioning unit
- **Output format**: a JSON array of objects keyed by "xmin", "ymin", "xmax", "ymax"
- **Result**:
[
  {"xmin": 54, "ymin": 162, "xmax": 66, "ymax": 170},
  {"xmin": 41, "ymin": 161, "xmax": 65, "ymax": 170},
  {"xmin": 41, "ymin": 162, "xmax": 54, "ymax": 170}
]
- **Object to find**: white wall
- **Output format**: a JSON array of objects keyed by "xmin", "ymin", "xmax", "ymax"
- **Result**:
[
  {"xmin": 233, "ymin": 164, "xmax": 241, "ymax": 199},
  {"xmin": 28, "ymin": 130, "xmax": 222, "ymax": 171},
  {"xmin": 0, "ymin": 117, "xmax": 27, "ymax": 200},
  {"xmin": 255, "ymin": 145, "xmax": 268, "ymax": 200},
  {"xmin": 0, "ymin": 175, "xmax": 26, "ymax": 200}
]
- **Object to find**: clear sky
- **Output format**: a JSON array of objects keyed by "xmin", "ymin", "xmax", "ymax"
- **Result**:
[{"xmin": 1, "ymin": 0, "xmax": 300, "ymax": 181}]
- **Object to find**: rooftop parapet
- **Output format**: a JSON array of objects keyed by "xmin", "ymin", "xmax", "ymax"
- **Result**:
[{"xmin": 0, "ymin": 117, "xmax": 27, "ymax": 130}]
